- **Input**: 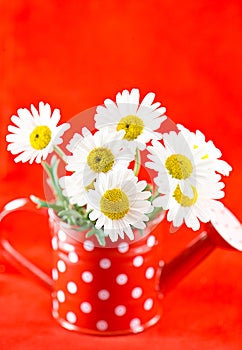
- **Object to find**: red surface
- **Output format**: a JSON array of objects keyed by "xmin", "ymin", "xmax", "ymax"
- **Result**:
[{"xmin": 1, "ymin": 1, "xmax": 242, "ymax": 349}]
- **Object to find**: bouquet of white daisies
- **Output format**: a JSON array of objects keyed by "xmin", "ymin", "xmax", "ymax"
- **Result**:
[{"xmin": 6, "ymin": 89, "xmax": 232, "ymax": 246}]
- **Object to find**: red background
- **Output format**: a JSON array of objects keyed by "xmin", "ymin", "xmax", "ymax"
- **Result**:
[{"xmin": 0, "ymin": 1, "xmax": 242, "ymax": 349}]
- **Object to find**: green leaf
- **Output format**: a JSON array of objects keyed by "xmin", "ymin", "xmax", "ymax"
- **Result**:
[
  {"xmin": 30, "ymin": 195, "xmax": 64, "ymax": 211},
  {"xmin": 86, "ymin": 228, "xmax": 106, "ymax": 246}
]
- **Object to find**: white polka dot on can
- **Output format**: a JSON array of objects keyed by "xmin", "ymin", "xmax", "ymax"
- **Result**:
[
  {"xmin": 80, "ymin": 301, "xmax": 92, "ymax": 314},
  {"xmin": 81, "ymin": 271, "xmax": 93, "ymax": 283},
  {"xmin": 83, "ymin": 240, "xmax": 95, "ymax": 252},
  {"xmin": 52, "ymin": 299, "xmax": 59, "ymax": 311},
  {"xmin": 51, "ymin": 237, "xmax": 58, "ymax": 251},
  {"xmin": 98, "ymin": 289, "xmax": 110, "ymax": 300},
  {"xmin": 57, "ymin": 260, "xmax": 66, "ymax": 273},
  {"xmin": 147, "ymin": 235, "xmax": 156, "ymax": 248},
  {"xmin": 130, "ymin": 318, "xmax": 141, "ymax": 330},
  {"xmin": 67, "ymin": 281, "xmax": 78, "ymax": 294},
  {"xmin": 144, "ymin": 298, "xmax": 154, "ymax": 311},
  {"xmin": 131, "ymin": 287, "xmax": 143, "ymax": 299},
  {"xmin": 114, "ymin": 305, "xmax": 126, "ymax": 316},
  {"xmin": 99, "ymin": 258, "xmax": 111, "ymax": 269},
  {"xmin": 145, "ymin": 266, "xmax": 155, "ymax": 279},
  {"xmin": 62, "ymin": 243, "xmax": 75, "ymax": 252},
  {"xmin": 116, "ymin": 273, "xmax": 128, "ymax": 285},
  {"xmin": 133, "ymin": 255, "xmax": 144, "ymax": 267},
  {"xmin": 52, "ymin": 268, "xmax": 58, "ymax": 281},
  {"xmin": 96, "ymin": 320, "xmax": 108, "ymax": 331},
  {"xmin": 57, "ymin": 290, "xmax": 65, "ymax": 303},
  {"xmin": 117, "ymin": 242, "xmax": 129, "ymax": 253},
  {"xmin": 68, "ymin": 251, "xmax": 79, "ymax": 263},
  {"xmin": 66, "ymin": 311, "xmax": 77, "ymax": 324},
  {"xmin": 58, "ymin": 230, "xmax": 67, "ymax": 242}
]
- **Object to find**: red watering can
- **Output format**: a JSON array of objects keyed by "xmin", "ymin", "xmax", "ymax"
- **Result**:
[{"xmin": 0, "ymin": 197, "xmax": 241, "ymax": 335}]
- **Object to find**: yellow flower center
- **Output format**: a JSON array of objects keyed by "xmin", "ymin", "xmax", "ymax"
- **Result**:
[
  {"xmin": 201, "ymin": 154, "xmax": 208, "ymax": 159},
  {"xmin": 116, "ymin": 115, "xmax": 144, "ymax": 141},
  {"xmin": 100, "ymin": 188, "xmax": 129, "ymax": 220},
  {"xmin": 87, "ymin": 147, "xmax": 115, "ymax": 173},
  {"xmin": 29, "ymin": 126, "xmax": 52, "ymax": 150},
  {"xmin": 85, "ymin": 180, "xmax": 95, "ymax": 191},
  {"xmin": 165, "ymin": 154, "xmax": 193, "ymax": 180},
  {"xmin": 173, "ymin": 184, "xmax": 198, "ymax": 207}
]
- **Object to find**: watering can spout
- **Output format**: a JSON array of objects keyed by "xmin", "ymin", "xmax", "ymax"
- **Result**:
[
  {"xmin": 159, "ymin": 206, "xmax": 242, "ymax": 295},
  {"xmin": 159, "ymin": 231, "xmax": 214, "ymax": 295}
]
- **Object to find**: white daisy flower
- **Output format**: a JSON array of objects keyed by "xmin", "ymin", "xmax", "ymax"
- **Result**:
[
  {"xmin": 59, "ymin": 171, "xmax": 90, "ymax": 206},
  {"xmin": 146, "ymin": 131, "xmax": 213, "ymax": 197},
  {"xmin": 177, "ymin": 124, "xmax": 232, "ymax": 176},
  {"xmin": 65, "ymin": 127, "xmax": 134, "ymax": 187},
  {"xmin": 6, "ymin": 102, "xmax": 70, "ymax": 164},
  {"xmin": 86, "ymin": 167, "xmax": 153, "ymax": 242},
  {"xmin": 153, "ymin": 174, "xmax": 225, "ymax": 231},
  {"xmin": 94, "ymin": 88, "xmax": 167, "ymax": 152}
]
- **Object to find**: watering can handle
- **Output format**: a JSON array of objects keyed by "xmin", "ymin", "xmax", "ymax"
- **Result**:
[{"xmin": 0, "ymin": 198, "xmax": 52, "ymax": 290}]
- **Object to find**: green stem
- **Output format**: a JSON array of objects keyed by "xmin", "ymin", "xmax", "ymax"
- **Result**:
[
  {"xmin": 148, "ymin": 206, "xmax": 164, "ymax": 221},
  {"xmin": 147, "ymin": 187, "xmax": 164, "ymax": 221},
  {"xmin": 42, "ymin": 159, "xmax": 66, "ymax": 205},
  {"xmin": 54, "ymin": 145, "xmax": 67, "ymax": 161},
  {"xmin": 151, "ymin": 188, "xmax": 161, "ymax": 201},
  {"xmin": 134, "ymin": 148, "xmax": 141, "ymax": 176}
]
